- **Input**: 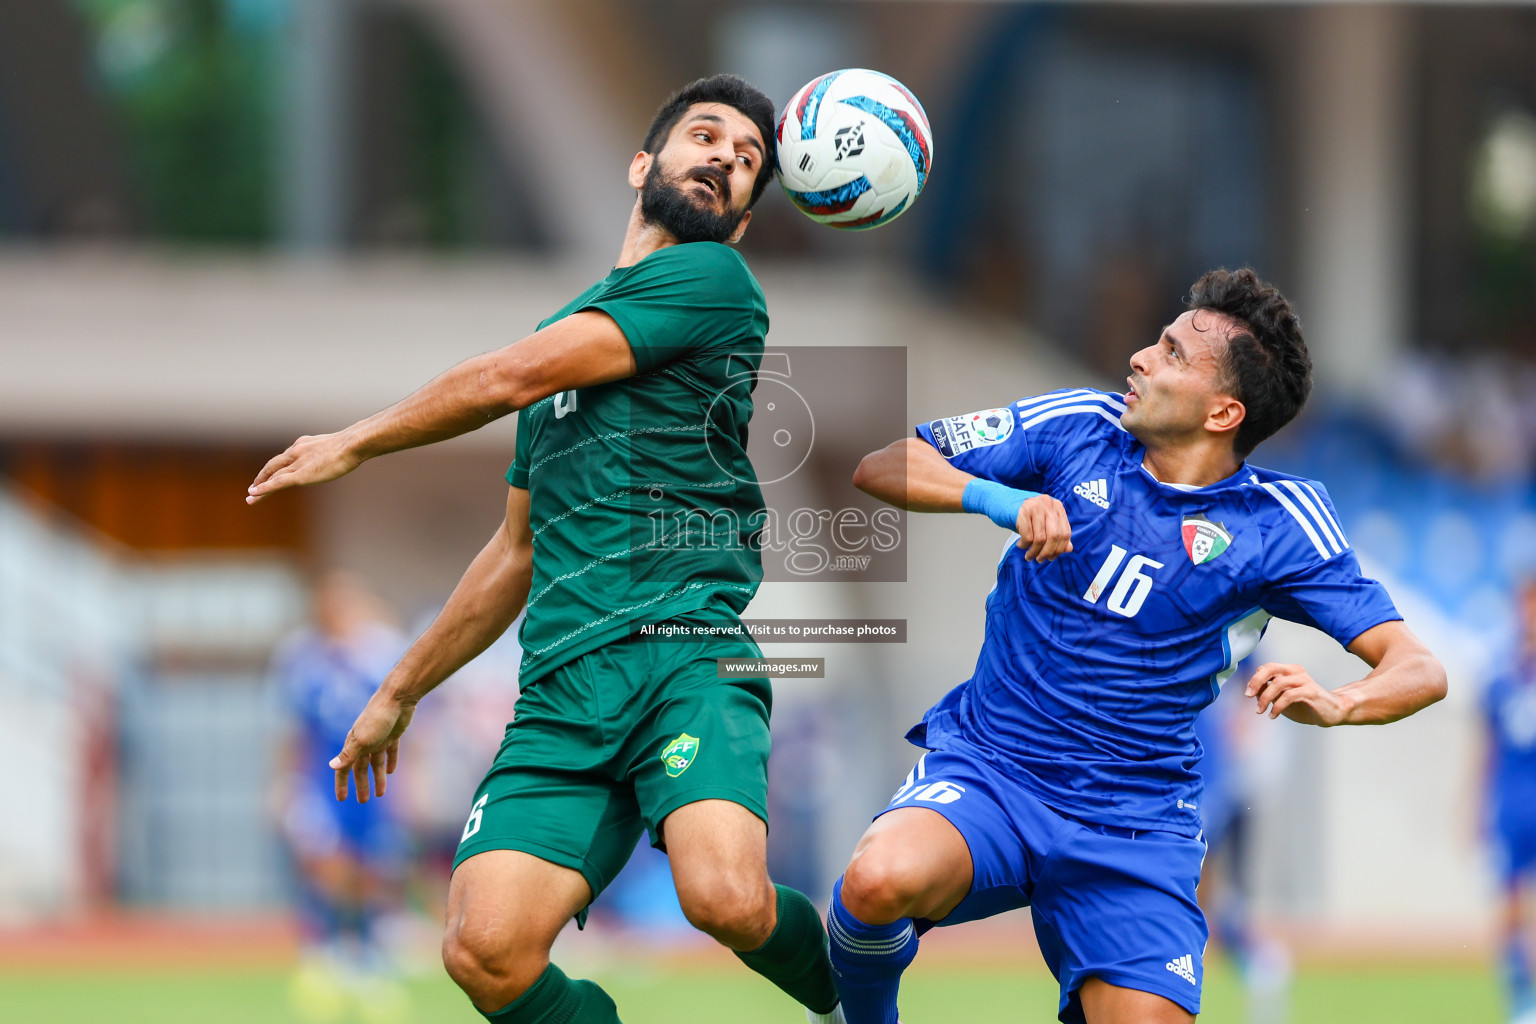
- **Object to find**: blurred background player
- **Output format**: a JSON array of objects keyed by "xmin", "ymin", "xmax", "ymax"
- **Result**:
[
  {"xmin": 392, "ymin": 610, "xmax": 524, "ymax": 920},
  {"xmin": 272, "ymin": 570, "xmax": 411, "ymax": 1023},
  {"xmin": 1484, "ymin": 579, "xmax": 1536, "ymax": 1024},
  {"xmin": 1194, "ymin": 667, "xmax": 1290, "ymax": 1024}
]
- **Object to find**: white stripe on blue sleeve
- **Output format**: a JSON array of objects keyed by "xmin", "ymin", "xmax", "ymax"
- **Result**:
[
  {"xmin": 1019, "ymin": 404, "xmax": 1127, "ymax": 433},
  {"xmin": 1016, "ymin": 390, "xmax": 1127, "ymax": 416},
  {"xmin": 1298, "ymin": 481, "xmax": 1349, "ymax": 547},
  {"xmin": 1016, "ymin": 389, "xmax": 1096, "ymax": 411},
  {"xmin": 1279, "ymin": 479, "xmax": 1343, "ymax": 554},
  {"xmin": 1261, "ymin": 482, "xmax": 1332, "ymax": 560}
]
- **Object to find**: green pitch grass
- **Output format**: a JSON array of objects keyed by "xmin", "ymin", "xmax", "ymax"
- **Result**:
[{"xmin": 0, "ymin": 960, "xmax": 1505, "ymax": 1023}]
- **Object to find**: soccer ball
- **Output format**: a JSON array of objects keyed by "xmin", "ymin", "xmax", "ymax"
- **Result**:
[{"xmin": 776, "ymin": 69, "xmax": 933, "ymax": 230}]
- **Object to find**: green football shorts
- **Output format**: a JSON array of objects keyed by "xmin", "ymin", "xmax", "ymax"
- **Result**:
[{"xmin": 451, "ymin": 623, "xmax": 772, "ymax": 905}]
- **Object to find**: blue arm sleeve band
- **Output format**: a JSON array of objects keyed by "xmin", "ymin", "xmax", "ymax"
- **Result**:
[{"xmin": 961, "ymin": 479, "xmax": 1041, "ymax": 531}]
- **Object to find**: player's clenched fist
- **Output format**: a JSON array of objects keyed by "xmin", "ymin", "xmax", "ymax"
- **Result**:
[
  {"xmin": 1244, "ymin": 661, "xmax": 1354, "ymax": 726},
  {"xmin": 247, "ymin": 431, "xmax": 362, "ymax": 504},
  {"xmin": 1015, "ymin": 494, "xmax": 1073, "ymax": 562}
]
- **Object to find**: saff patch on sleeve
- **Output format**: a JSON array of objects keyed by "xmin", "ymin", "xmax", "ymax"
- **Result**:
[{"xmin": 928, "ymin": 408, "xmax": 1014, "ymax": 459}]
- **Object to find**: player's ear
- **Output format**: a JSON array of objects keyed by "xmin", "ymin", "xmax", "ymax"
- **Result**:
[
  {"xmin": 1207, "ymin": 396, "xmax": 1245, "ymax": 437},
  {"xmin": 727, "ymin": 209, "xmax": 752, "ymax": 244},
  {"xmin": 628, "ymin": 152, "xmax": 652, "ymax": 190}
]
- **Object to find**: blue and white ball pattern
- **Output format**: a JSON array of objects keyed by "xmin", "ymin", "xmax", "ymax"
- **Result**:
[{"xmin": 776, "ymin": 69, "xmax": 933, "ymax": 230}]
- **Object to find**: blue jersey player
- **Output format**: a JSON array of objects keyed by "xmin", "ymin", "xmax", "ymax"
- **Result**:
[
  {"xmin": 1483, "ymin": 580, "xmax": 1536, "ymax": 1024},
  {"xmin": 272, "ymin": 571, "xmax": 409, "ymax": 1009},
  {"xmin": 827, "ymin": 269, "xmax": 1447, "ymax": 1024}
]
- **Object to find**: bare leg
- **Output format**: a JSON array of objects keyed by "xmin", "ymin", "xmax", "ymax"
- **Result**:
[
  {"xmin": 663, "ymin": 798, "xmax": 777, "ymax": 949},
  {"xmin": 664, "ymin": 799, "xmax": 840, "ymax": 1015},
  {"xmin": 440, "ymin": 850, "xmax": 591, "ymax": 1012},
  {"xmin": 829, "ymin": 807, "xmax": 975, "ymax": 1024},
  {"xmin": 1078, "ymin": 978, "xmax": 1196, "ymax": 1024},
  {"xmin": 839, "ymin": 807, "xmax": 974, "ymax": 924}
]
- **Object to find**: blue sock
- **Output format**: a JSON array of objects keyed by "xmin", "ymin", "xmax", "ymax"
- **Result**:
[
  {"xmin": 1213, "ymin": 900, "xmax": 1253, "ymax": 973},
  {"xmin": 1505, "ymin": 932, "xmax": 1533, "ymax": 1010},
  {"xmin": 296, "ymin": 883, "xmax": 341, "ymax": 947},
  {"xmin": 827, "ymin": 877, "xmax": 918, "ymax": 1024}
]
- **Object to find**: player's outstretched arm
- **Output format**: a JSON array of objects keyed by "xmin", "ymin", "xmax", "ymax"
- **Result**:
[
  {"xmin": 330, "ymin": 485, "xmax": 535, "ymax": 803},
  {"xmin": 853, "ymin": 437, "xmax": 1072, "ymax": 561},
  {"xmin": 853, "ymin": 437, "xmax": 974, "ymax": 512},
  {"xmin": 246, "ymin": 312, "xmax": 637, "ymax": 504},
  {"xmin": 1245, "ymin": 619, "xmax": 1447, "ymax": 727}
]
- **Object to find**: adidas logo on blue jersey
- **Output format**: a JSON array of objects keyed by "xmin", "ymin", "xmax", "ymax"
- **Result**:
[
  {"xmin": 1165, "ymin": 954, "xmax": 1197, "ymax": 985},
  {"xmin": 1073, "ymin": 478, "xmax": 1110, "ymax": 509}
]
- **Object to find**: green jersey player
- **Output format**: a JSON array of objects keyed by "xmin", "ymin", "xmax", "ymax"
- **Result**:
[{"xmin": 248, "ymin": 76, "xmax": 843, "ymax": 1024}]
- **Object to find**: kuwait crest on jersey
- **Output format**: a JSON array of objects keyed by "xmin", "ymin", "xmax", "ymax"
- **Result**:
[
  {"xmin": 661, "ymin": 734, "xmax": 700, "ymax": 778},
  {"xmin": 1182, "ymin": 515, "xmax": 1232, "ymax": 565}
]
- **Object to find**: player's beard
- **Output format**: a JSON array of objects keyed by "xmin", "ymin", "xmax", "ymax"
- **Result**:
[{"xmin": 639, "ymin": 161, "xmax": 745, "ymax": 244}]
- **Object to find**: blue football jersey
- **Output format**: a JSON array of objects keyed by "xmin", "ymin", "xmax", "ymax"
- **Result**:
[
  {"xmin": 910, "ymin": 388, "xmax": 1401, "ymax": 836},
  {"xmin": 1484, "ymin": 658, "xmax": 1536, "ymax": 834},
  {"xmin": 274, "ymin": 624, "xmax": 405, "ymax": 794}
]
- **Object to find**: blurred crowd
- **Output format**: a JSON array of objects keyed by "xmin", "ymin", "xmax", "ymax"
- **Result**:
[{"xmin": 1371, "ymin": 354, "xmax": 1536, "ymax": 483}]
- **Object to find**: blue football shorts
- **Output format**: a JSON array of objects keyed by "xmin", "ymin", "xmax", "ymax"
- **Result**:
[
  {"xmin": 877, "ymin": 745, "xmax": 1209, "ymax": 1022},
  {"xmin": 282, "ymin": 781, "xmax": 408, "ymax": 869},
  {"xmin": 1492, "ymin": 816, "xmax": 1536, "ymax": 887}
]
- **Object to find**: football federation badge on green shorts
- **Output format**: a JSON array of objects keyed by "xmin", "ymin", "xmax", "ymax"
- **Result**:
[
  {"xmin": 661, "ymin": 733, "xmax": 700, "ymax": 778},
  {"xmin": 1182, "ymin": 515, "xmax": 1232, "ymax": 565}
]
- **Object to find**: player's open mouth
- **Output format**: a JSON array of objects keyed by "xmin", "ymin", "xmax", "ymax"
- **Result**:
[
  {"xmin": 1126, "ymin": 377, "xmax": 1138, "ymax": 401},
  {"xmin": 692, "ymin": 174, "xmax": 721, "ymax": 197}
]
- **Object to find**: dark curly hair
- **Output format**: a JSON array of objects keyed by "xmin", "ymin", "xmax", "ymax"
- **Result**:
[
  {"xmin": 642, "ymin": 75, "xmax": 778, "ymax": 208},
  {"xmin": 1187, "ymin": 268, "xmax": 1312, "ymax": 458}
]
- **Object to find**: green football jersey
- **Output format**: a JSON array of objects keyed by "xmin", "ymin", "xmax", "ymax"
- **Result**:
[{"xmin": 506, "ymin": 242, "xmax": 767, "ymax": 684}]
